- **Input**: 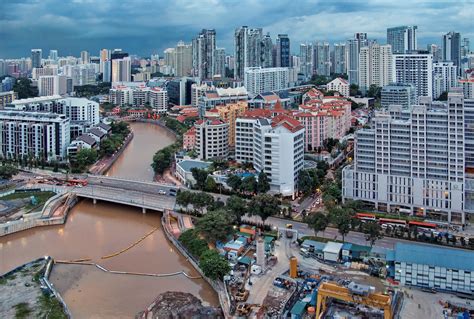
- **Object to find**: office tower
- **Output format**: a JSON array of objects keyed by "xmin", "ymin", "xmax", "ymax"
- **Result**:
[
  {"xmin": 80, "ymin": 51, "xmax": 90, "ymax": 64},
  {"xmin": 192, "ymin": 29, "xmax": 216, "ymax": 80},
  {"xmin": 48, "ymin": 50, "xmax": 58, "ymax": 61},
  {"xmin": 214, "ymin": 48, "xmax": 226, "ymax": 77},
  {"xmin": 110, "ymin": 49, "xmax": 129, "ymax": 82},
  {"xmin": 387, "ymin": 26, "xmax": 417, "ymax": 54},
  {"xmin": 394, "ymin": 53, "xmax": 433, "ymax": 98},
  {"xmin": 32, "ymin": 65, "xmax": 58, "ymax": 80},
  {"xmin": 381, "ymin": 83, "xmax": 417, "ymax": 108},
  {"xmin": 261, "ymin": 33, "xmax": 273, "ymax": 68},
  {"xmin": 0, "ymin": 60, "xmax": 5, "ymax": 77},
  {"xmin": 235, "ymin": 113, "xmax": 304, "ymax": 196},
  {"xmin": 194, "ymin": 118, "xmax": 229, "ymax": 160},
  {"xmin": 276, "ymin": 34, "xmax": 290, "ymax": 67},
  {"xmin": 332, "ymin": 43, "xmax": 346, "ymax": 75},
  {"xmin": 225, "ymin": 55, "xmax": 235, "ymax": 71},
  {"xmin": 38, "ymin": 75, "xmax": 69, "ymax": 96},
  {"xmin": 358, "ymin": 43, "xmax": 393, "ymax": 93},
  {"xmin": 164, "ymin": 47, "xmax": 176, "ymax": 74},
  {"xmin": 234, "ymin": 26, "xmax": 264, "ymax": 79},
  {"xmin": 175, "ymin": 41, "xmax": 193, "ymax": 77},
  {"xmin": 62, "ymin": 64, "xmax": 96, "ymax": 86},
  {"xmin": 99, "ymin": 49, "xmax": 110, "ymax": 74},
  {"xmin": 31, "ymin": 49, "xmax": 42, "ymax": 68},
  {"xmin": 299, "ymin": 43, "xmax": 314, "ymax": 80},
  {"xmin": 443, "ymin": 31, "xmax": 462, "ymax": 75},
  {"xmin": 347, "ymin": 33, "xmax": 368, "ymax": 85},
  {"xmin": 343, "ymin": 91, "xmax": 469, "ymax": 223},
  {"xmin": 244, "ymin": 67, "xmax": 289, "ymax": 96},
  {"xmin": 103, "ymin": 60, "xmax": 112, "ymax": 82},
  {"xmin": 432, "ymin": 61, "xmax": 458, "ymax": 99},
  {"xmin": 461, "ymin": 38, "xmax": 470, "ymax": 57},
  {"xmin": 428, "ymin": 44, "xmax": 442, "ymax": 62},
  {"xmin": 111, "ymin": 57, "xmax": 131, "ymax": 82},
  {"xmin": 314, "ymin": 42, "xmax": 331, "ymax": 76}
]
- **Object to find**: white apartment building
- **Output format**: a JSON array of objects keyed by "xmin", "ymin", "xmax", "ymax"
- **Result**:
[
  {"xmin": 343, "ymin": 91, "xmax": 468, "ymax": 223},
  {"xmin": 244, "ymin": 67, "xmax": 289, "ymax": 96},
  {"xmin": 235, "ymin": 114, "xmax": 304, "ymax": 196},
  {"xmin": 148, "ymin": 87, "xmax": 168, "ymax": 113},
  {"xmin": 326, "ymin": 77, "xmax": 350, "ymax": 97},
  {"xmin": 38, "ymin": 75, "xmax": 69, "ymax": 96},
  {"xmin": 394, "ymin": 53, "xmax": 433, "ymax": 98},
  {"xmin": 194, "ymin": 118, "xmax": 229, "ymax": 160},
  {"xmin": 62, "ymin": 64, "xmax": 97, "ymax": 86},
  {"xmin": 109, "ymin": 84, "xmax": 168, "ymax": 112},
  {"xmin": 0, "ymin": 110, "xmax": 70, "ymax": 161},
  {"xmin": 111, "ymin": 57, "xmax": 131, "ymax": 82},
  {"xmin": 432, "ymin": 61, "xmax": 458, "ymax": 99},
  {"xmin": 359, "ymin": 44, "xmax": 393, "ymax": 94},
  {"xmin": 32, "ymin": 66, "xmax": 58, "ymax": 80},
  {"xmin": 381, "ymin": 83, "xmax": 417, "ymax": 108},
  {"xmin": 459, "ymin": 78, "xmax": 474, "ymax": 99}
]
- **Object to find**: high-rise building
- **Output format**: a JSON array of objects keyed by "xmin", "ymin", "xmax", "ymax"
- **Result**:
[
  {"xmin": 111, "ymin": 57, "xmax": 131, "ymax": 82},
  {"xmin": 62, "ymin": 64, "xmax": 96, "ymax": 86},
  {"xmin": 244, "ymin": 67, "xmax": 289, "ymax": 96},
  {"xmin": 48, "ymin": 50, "xmax": 58, "ymax": 61},
  {"xmin": 461, "ymin": 38, "xmax": 471, "ymax": 57},
  {"xmin": 110, "ymin": 49, "xmax": 129, "ymax": 82},
  {"xmin": 315, "ymin": 42, "xmax": 331, "ymax": 76},
  {"xmin": 394, "ymin": 53, "xmax": 433, "ymax": 98},
  {"xmin": 347, "ymin": 33, "xmax": 368, "ymax": 85},
  {"xmin": 32, "ymin": 66, "xmax": 58, "ymax": 80},
  {"xmin": 261, "ymin": 33, "xmax": 273, "ymax": 68},
  {"xmin": 194, "ymin": 118, "xmax": 229, "ymax": 160},
  {"xmin": 332, "ymin": 43, "xmax": 346, "ymax": 75},
  {"xmin": 381, "ymin": 83, "xmax": 417, "ymax": 108},
  {"xmin": 80, "ymin": 51, "xmax": 90, "ymax": 64},
  {"xmin": 276, "ymin": 34, "xmax": 290, "ymax": 68},
  {"xmin": 164, "ymin": 47, "xmax": 176, "ymax": 74},
  {"xmin": 443, "ymin": 31, "xmax": 462, "ymax": 75},
  {"xmin": 38, "ymin": 75, "xmax": 69, "ymax": 96},
  {"xmin": 299, "ymin": 43, "xmax": 314, "ymax": 80},
  {"xmin": 235, "ymin": 113, "xmax": 304, "ymax": 196},
  {"xmin": 192, "ymin": 29, "xmax": 216, "ymax": 80},
  {"xmin": 427, "ymin": 44, "xmax": 442, "ymax": 62},
  {"xmin": 103, "ymin": 60, "xmax": 112, "ymax": 83},
  {"xmin": 343, "ymin": 91, "xmax": 469, "ymax": 223},
  {"xmin": 31, "ymin": 49, "xmax": 42, "ymax": 68},
  {"xmin": 358, "ymin": 43, "xmax": 393, "ymax": 93},
  {"xmin": 432, "ymin": 61, "xmax": 458, "ymax": 99},
  {"xmin": 206, "ymin": 101, "xmax": 247, "ymax": 146},
  {"xmin": 234, "ymin": 26, "xmax": 260, "ymax": 79},
  {"xmin": 99, "ymin": 49, "xmax": 110, "ymax": 74},
  {"xmin": 214, "ymin": 48, "xmax": 226, "ymax": 77},
  {"xmin": 387, "ymin": 26, "xmax": 417, "ymax": 54},
  {"xmin": 175, "ymin": 41, "xmax": 193, "ymax": 77}
]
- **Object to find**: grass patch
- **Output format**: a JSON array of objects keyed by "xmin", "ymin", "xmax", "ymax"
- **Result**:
[
  {"xmin": 1, "ymin": 191, "xmax": 56, "ymax": 210},
  {"xmin": 37, "ymin": 294, "xmax": 67, "ymax": 319},
  {"xmin": 14, "ymin": 302, "xmax": 32, "ymax": 319}
]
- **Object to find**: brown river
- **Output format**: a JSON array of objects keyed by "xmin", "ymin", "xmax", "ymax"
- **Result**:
[{"xmin": 0, "ymin": 122, "xmax": 219, "ymax": 318}]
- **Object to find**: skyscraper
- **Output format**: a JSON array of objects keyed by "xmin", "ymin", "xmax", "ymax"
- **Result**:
[
  {"xmin": 214, "ymin": 48, "xmax": 226, "ymax": 77},
  {"xmin": 276, "ymin": 34, "xmax": 290, "ymax": 67},
  {"xmin": 461, "ymin": 38, "xmax": 471, "ymax": 57},
  {"xmin": 358, "ymin": 44, "xmax": 393, "ymax": 93},
  {"xmin": 175, "ymin": 41, "xmax": 193, "ymax": 77},
  {"xmin": 387, "ymin": 26, "xmax": 417, "ymax": 54},
  {"xmin": 332, "ymin": 43, "xmax": 346, "ymax": 75},
  {"xmin": 80, "ymin": 50, "xmax": 90, "ymax": 64},
  {"xmin": 99, "ymin": 49, "xmax": 110, "ymax": 74},
  {"xmin": 346, "ymin": 33, "xmax": 368, "ymax": 85},
  {"xmin": 433, "ymin": 61, "xmax": 457, "ymax": 99},
  {"xmin": 192, "ymin": 29, "xmax": 216, "ymax": 80},
  {"xmin": 299, "ymin": 43, "xmax": 314, "ymax": 80},
  {"xmin": 234, "ymin": 26, "xmax": 264, "ymax": 79},
  {"xmin": 427, "ymin": 44, "xmax": 442, "ymax": 62},
  {"xmin": 443, "ymin": 31, "xmax": 462, "ymax": 75},
  {"xmin": 315, "ymin": 42, "xmax": 331, "ymax": 76},
  {"xmin": 31, "ymin": 49, "xmax": 42, "ymax": 68},
  {"xmin": 261, "ymin": 33, "xmax": 273, "ymax": 68},
  {"xmin": 394, "ymin": 53, "xmax": 433, "ymax": 98},
  {"xmin": 111, "ymin": 57, "xmax": 131, "ymax": 82},
  {"xmin": 48, "ymin": 50, "xmax": 58, "ymax": 61}
]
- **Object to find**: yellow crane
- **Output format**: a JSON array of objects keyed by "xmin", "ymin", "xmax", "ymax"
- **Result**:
[{"xmin": 315, "ymin": 282, "xmax": 393, "ymax": 319}]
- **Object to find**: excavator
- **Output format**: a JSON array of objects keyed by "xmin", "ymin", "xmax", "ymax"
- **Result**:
[
  {"xmin": 315, "ymin": 281, "xmax": 393, "ymax": 319},
  {"xmin": 235, "ymin": 266, "xmax": 251, "ymax": 302}
]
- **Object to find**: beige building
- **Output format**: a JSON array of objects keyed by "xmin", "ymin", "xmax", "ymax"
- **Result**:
[
  {"xmin": 0, "ymin": 91, "xmax": 18, "ymax": 108},
  {"xmin": 205, "ymin": 101, "xmax": 248, "ymax": 146}
]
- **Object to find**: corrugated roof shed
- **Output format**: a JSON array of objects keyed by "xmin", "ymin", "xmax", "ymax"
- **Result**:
[
  {"xmin": 301, "ymin": 240, "xmax": 326, "ymax": 251},
  {"xmin": 395, "ymin": 243, "xmax": 474, "ymax": 272},
  {"xmin": 290, "ymin": 301, "xmax": 307, "ymax": 316}
]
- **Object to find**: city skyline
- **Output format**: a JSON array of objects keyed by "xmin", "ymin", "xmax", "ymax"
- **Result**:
[{"xmin": 0, "ymin": 0, "xmax": 473, "ymax": 58}]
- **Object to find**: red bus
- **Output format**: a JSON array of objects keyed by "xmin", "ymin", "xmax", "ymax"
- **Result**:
[
  {"xmin": 67, "ymin": 179, "xmax": 88, "ymax": 187},
  {"xmin": 378, "ymin": 218, "xmax": 407, "ymax": 228},
  {"xmin": 355, "ymin": 213, "xmax": 376, "ymax": 222},
  {"xmin": 408, "ymin": 221, "xmax": 437, "ymax": 230}
]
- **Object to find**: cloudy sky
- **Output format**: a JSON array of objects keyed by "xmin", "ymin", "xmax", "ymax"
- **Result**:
[{"xmin": 0, "ymin": 0, "xmax": 473, "ymax": 59}]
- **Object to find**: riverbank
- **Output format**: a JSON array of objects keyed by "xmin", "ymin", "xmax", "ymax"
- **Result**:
[
  {"xmin": 0, "ymin": 257, "xmax": 69, "ymax": 318},
  {"xmin": 89, "ymin": 130, "xmax": 134, "ymax": 175}
]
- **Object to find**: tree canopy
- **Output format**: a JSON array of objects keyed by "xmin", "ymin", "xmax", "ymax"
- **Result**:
[
  {"xmin": 306, "ymin": 213, "xmax": 329, "ymax": 236},
  {"xmin": 199, "ymin": 249, "xmax": 231, "ymax": 280},
  {"xmin": 195, "ymin": 210, "xmax": 233, "ymax": 244},
  {"xmin": 249, "ymin": 194, "xmax": 280, "ymax": 222},
  {"xmin": 0, "ymin": 165, "xmax": 19, "ymax": 179},
  {"xmin": 13, "ymin": 78, "xmax": 38, "ymax": 99},
  {"xmin": 362, "ymin": 221, "xmax": 383, "ymax": 247},
  {"xmin": 257, "ymin": 171, "xmax": 270, "ymax": 193}
]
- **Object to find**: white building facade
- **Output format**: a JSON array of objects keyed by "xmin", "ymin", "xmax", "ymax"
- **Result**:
[
  {"xmin": 394, "ymin": 53, "xmax": 433, "ymax": 98},
  {"xmin": 194, "ymin": 118, "xmax": 229, "ymax": 160},
  {"xmin": 244, "ymin": 67, "xmax": 289, "ymax": 96}
]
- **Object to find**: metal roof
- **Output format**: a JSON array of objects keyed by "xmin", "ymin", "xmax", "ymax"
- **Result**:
[
  {"xmin": 301, "ymin": 240, "xmax": 326, "ymax": 251},
  {"xmin": 290, "ymin": 301, "xmax": 307, "ymax": 316},
  {"xmin": 176, "ymin": 160, "xmax": 211, "ymax": 173},
  {"xmin": 323, "ymin": 242, "xmax": 344, "ymax": 254},
  {"xmin": 394, "ymin": 243, "xmax": 474, "ymax": 272}
]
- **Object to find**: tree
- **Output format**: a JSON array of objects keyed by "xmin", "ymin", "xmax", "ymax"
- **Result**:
[
  {"xmin": 257, "ymin": 171, "xmax": 270, "ymax": 193},
  {"xmin": 199, "ymin": 250, "xmax": 231, "ymax": 280},
  {"xmin": 323, "ymin": 138, "xmax": 339, "ymax": 153},
  {"xmin": 367, "ymin": 85, "xmax": 381, "ymax": 98},
  {"xmin": 362, "ymin": 221, "xmax": 383, "ymax": 247},
  {"xmin": 176, "ymin": 190, "xmax": 194, "ymax": 210},
  {"xmin": 76, "ymin": 148, "xmax": 98, "ymax": 166},
  {"xmin": 191, "ymin": 168, "xmax": 209, "ymax": 190},
  {"xmin": 192, "ymin": 192, "xmax": 215, "ymax": 213},
  {"xmin": 204, "ymin": 176, "xmax": 217, "ymax": 192},
  {"xmin": 13, "ymin": 78, "xmax": 38, "ymax": 99},
  {"xmin": 225, "ymin": 195, "xmax": 248, "ymax": 223},
  {"xmin": 249, "ymin": 194, "xmax": 280, "ymax": 223},
  {"xmin": 437, "ymin": 91, "xmax": 448, "ymax": 101},
  {"xmin": 329, "ymin": 208, "xmax": 352, "ymax": 242},
  {"xmin": 0, "ymin": 165, "xmax": 18, "ymax": 179},
  {"xmin": 226, "ymin": 174, "xmax": 242, "ymax": 192},
  {"xmin": 241, "ymin": 175, "xmax": 257, "ymax": 194},
  {"xmin": 179, "ymin": 229, "xmax": 209, "ymax": 258},
  {"xmin": 195, "ymin": 210, "xmax": 233, "ymax": 244},
  {"xmin": 306, "ymin": 213, "xmax": 329, "ymax": 236},
  {"xmin": 350, "ymin": 84, "xmax": 360, "ymax": 97},
  {"xmin": 298, "ymin": 170, "xmax": 317, "ymax": 196}
]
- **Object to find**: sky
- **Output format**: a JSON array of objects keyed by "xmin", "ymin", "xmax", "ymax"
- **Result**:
[{"xmin": 0, "ymin": 0, "xmax": 473, "ymax": 59}]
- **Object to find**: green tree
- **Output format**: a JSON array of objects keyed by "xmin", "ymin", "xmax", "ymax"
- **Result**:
[
  {"xmin": 225, "ymin": 195, "xmax": 248, "ymax": 223},
  {"xmin": 192, "ymin": 192, "xmax": 215, "ymax": 213},
  {"xmin": 179, "ymin": 229, "xmax": 209, "ymax": 258},
  {"xmin": 367, "ymin": 85, "xmax": 381, "ymax": 98},
  {"xmin": 199, "ymin": 249, "xmax": 231, "ymax": 280},
  {"xmin": 349, "ymin": 84, "xmax": 360, "ymax": 96},
  {"xmin": 257, "ymin": 171, "xmax": 270, "ymax": 193},
  {"xmin": 298, "ymin": 170, "xmax": 314, "ymax": 195},
  {"xmin": 323, "ymin": 138, "xmax": 339, "ymax": 153},
  {"xmin": 176, "ymin": 190, "xmax": 194, "ymax": 210},
  {"xmin": 76, "ymin": 148, "xmax": 98, "ymax": 166},
  {"xmin": 306, "ymin": 213, "xmax": 329, "ymax": 236},
  {"xmin": 362, "ymin": 221, "xmax": 383, "ymax": 247},
  {"xmin": 249, "ymin": 194, "xmax": 280, "ymax": 223},
  {"xmin": 226, "ymin": 174, "xmax": 242, "ymax": 192},
  {"xmin": 13, "ymin": 78, "xmax": 38, "ymax": 99},
  {"xmin": 241, "ymin": 175, "xmax": 257, "ymax": 194},
  {"xmin": 329, "ymin": 208, "xmax": 352, "ymax": 242},
  {"xmin": 204, "ymin": 176, "xmax": 218, "ymax": 192},
  {"xmin": 437, "ymin": 91, "xmax": 448, "ymax": 101},
  {"xmin": 0, "ymin": 164, "xmax": 18, "ymax": 179},
  {"xmin": 195, "ymin": 210, "xmax": 233, "ymax": 244},
  {"xmin": 191, "ymin": 168, "xmax": 208, "ymax": 190}
]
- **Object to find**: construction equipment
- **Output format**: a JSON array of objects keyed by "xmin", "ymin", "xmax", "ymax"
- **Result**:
[
  {"xmin": 235, "ymin": 290, "xmax": 249, "ymax": 302},
  {"xmin": 285, "ymin": 223, "xmax": 294, "ymax": 238},
  {"xmin": 289, "ymin": 256, "xmax": 298, "ymax": 278},
  {"xmin": 316, "ymin": 282, "xmax": 393, "ymax": 319},
  {"xmin": 236, "ymin": 303, "xmax": 260, "ymax": 316}
]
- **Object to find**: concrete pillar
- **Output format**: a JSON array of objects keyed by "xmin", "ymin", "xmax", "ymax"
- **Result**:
[
  {"xmin": 142, "ymin": 207, "xmax": 146, "ymax": 214},
  {"xmin": 448, "ymin": 210, "xmax": 452, "ymax": 223},
  {"xmin": 93, "ymin": 198, "xmax": 97, "ymax": 205}
]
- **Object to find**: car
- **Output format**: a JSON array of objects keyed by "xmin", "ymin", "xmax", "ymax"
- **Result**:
[{"xmin": 158, "ymin": 190, "xmax": 166, "ymax": 195}]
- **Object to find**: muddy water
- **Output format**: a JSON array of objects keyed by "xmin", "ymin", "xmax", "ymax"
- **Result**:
[{"xmin": 0, "ymin": 122, "xmax": 219, "ymax": 318}]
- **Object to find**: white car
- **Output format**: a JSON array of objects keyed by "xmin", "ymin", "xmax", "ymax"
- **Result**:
[{"xmin": 158, "ymin": 190, "xmax": 167, "ymax": 195}]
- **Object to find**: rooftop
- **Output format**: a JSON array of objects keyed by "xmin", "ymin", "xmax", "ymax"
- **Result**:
[{"xmin": 177, "ymin": 160, "xmax": 211, "ymax": 173}]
